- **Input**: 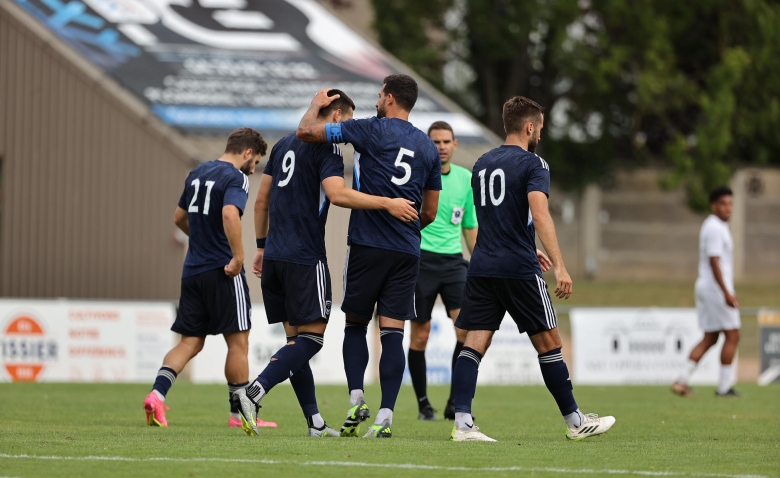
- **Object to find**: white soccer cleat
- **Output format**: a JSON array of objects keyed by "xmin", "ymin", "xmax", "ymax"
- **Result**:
[
  {"xmin": 566, "ymin": 413, "xmax": 615, "ymax": 441},
  {"xmin": 450, "ymin": 424, "xmax": 497, "ymax": 442}
]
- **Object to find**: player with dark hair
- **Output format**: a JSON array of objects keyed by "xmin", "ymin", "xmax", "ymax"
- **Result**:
[
  {"xmin": 144, "ymin": 128, "xmax": 271, "ymax": 429},
  {"xmin": 672, "ymin": 186, "xmax": 741, "ymax": 397},
  {"xmin": 296, "ymin": 74, "xmax": 441, "ymax": 438},
  {"xmin": 448, "ymin": 96, "xmax": 615, "ymax": 442},
  {"xmin": 230, "ymin": 90, "xmax": 419, "ymax": 437}
]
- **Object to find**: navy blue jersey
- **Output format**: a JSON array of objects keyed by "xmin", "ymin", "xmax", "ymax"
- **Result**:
[
  {"xmin": 326, "ymin": 117, "xmax": 441, "ymax": 256},
  {"xmin": 263, "ymin": 133, "xmax": 345, "ymax": 266},
  {"xmin": 178, "ymin": 160, "xmax": 250, "ymax": 278},
  {"xmin": 468, "ymin": 145, "xmax": 551, "ymax": 280}
]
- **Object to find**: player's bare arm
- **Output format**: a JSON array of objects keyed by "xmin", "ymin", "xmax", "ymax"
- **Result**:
[
  {"xmin": 420, "ymin": 189, "xmax": 440, "ymax": 229},
  {"xmin": 252, "ymin": 174, "xmax": 273, "ymax": 278},
  {"xmin": 529, "ymin": 191, "xmax": 571, "ymax": 299},
  {"xmin": 223, "ymin": 205, "xmax": 244, "ymax": 278},
  {"xmin": 321, "ymin": 176, "xmax": 418, "ymax": 222},
  {"xmin": 462, "ymin": 227, "xmax": 477, "ymax": 254},
  {"xmin": 537, "ymin": 249, "xmax": 552, "ymax": 272},
  {"xmin": 174, "ymin": 206, "xmax": 189, "ymax": 236},
  {"xmin": 296, "ymin": 89, "xmax": 340, "ymax": 143},
  {"xmin": 709, "ymin": 256, "xmax": 739, "ymax": 308}
]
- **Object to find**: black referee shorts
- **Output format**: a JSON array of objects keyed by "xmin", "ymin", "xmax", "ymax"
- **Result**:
[
  {"xmin": 172, "ymin": 267, "xmax": 251, "ymax": 336},
  {"xmin": 261, "ymin": 259, "xmax": 332, "ymax": 326},
  {"xmin": 342, "ymin": 244, "xmax": 420, "ymax": 321},
  {"xmin": 455, "ymin": 275, "xmax": 557, "ymax": 335},
  {"xmin": 413, "ymin": 250, "xmax": 468, "ymax": 323}
]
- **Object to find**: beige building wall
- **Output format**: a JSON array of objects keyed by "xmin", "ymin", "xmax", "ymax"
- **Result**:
[{"xmin": 0, "ymin": 3, "xmax": 194, "ymax": 300}]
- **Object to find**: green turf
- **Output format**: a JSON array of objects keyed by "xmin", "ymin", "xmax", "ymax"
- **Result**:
[{"xmin": 0, "ymin": 383, "xmax": 778, "ymax": 477}]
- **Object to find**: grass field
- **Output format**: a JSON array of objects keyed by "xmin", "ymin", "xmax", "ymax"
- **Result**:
[{"xmin": 1, "ymin": 383, "xmax": 778, "ymax": 478}]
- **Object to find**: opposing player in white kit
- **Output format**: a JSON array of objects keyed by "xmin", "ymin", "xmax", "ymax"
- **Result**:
[{"xmin": 673, "ymin": 186, "xmax": 741, "ymax": 397}]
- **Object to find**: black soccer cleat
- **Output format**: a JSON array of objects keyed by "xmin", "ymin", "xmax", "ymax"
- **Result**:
[
  {"xmin": 443, "ymin": 400, "xmax": 455, "ymax": 420},
  {"xmin": 418, "ymin": 404, "xmax": 438, "ymax": 421},
  {"xmin": 715, "ymin": 388, "xmax": 741, "ymax": 397}
]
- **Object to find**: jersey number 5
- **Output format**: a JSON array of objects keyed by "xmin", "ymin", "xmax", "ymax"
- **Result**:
[
  {"xmin": 478, "ymin": 168, "xmax": 506, "ymax": 206},
  {"xmin": 188, "ymin": 178, "xmax": 216, "ymax": 215},
  {"xmin": 391, "ymin": 148, "xmax": 414, "ymax": 185}
]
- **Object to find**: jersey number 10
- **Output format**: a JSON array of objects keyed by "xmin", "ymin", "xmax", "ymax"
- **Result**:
[
  {"xmin": 478, "ymin": 168, "xmax": 506, "ymax": 206},
  {"xmin": 188, "ymin": 178, "xmax": 216, "ymax": 215}
]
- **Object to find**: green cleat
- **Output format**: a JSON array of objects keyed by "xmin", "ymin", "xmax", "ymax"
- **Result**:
[
  {"xmin": 340, "ymin": 397, "xmax": 371, "ymax": 437},
  {"xmin": 363, "ymin": 419, "xmax": 392, "ymax": 438}
]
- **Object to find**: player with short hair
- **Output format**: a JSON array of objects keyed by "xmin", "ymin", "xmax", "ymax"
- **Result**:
[
  {"xmin": 144, "ymin": 128, "xmax": 275, "ymax": 428},
  {"xmin": 449, "ymin": 96, "xmax": 615, "ymax": 442},
  {"xmin": 230, "ymin": 90, "xmax": 419, "ymax": 437},
  {"xmin": 296, "ymin": 74, "xmax": 441, "ymax": 438},
  {"xmin": 672, "ymin": 186, "xmax": 741, "ymax": 397}
]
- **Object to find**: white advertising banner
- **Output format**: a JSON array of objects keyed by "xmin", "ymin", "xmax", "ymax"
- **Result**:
[
  {"xmin": 402, "ymin": 305, "xmax": 543, "ymax": 385},
  {"xmin": 190, "ymin": 306, "xmax": 378, "ymax": 385},
  {"xmin": 192, "ymin": 304, "xmax": 543, "ymax": 385},
  {"xmin": 571, "ymin": 308, "xmax": 728, "ymax": 385},
  {"xmin": 0, "ymin": 299, "xmax": 176, "ymax": 383}
]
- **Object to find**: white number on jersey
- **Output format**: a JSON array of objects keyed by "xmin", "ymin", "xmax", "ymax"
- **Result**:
[
  {"xmin": 188, "ymin": 178, "xmax": 217, "ymax": 214},
  {"xmin": 391, "ymin": 148, "xmax": 414, "ymax": 185},
  {"xmin": 278, "ymin": 150, "xmax": 296, "ymax": 187},
  {"xmin": 478, "ymin": 168, "xmax": 506, "ymax": 206}
]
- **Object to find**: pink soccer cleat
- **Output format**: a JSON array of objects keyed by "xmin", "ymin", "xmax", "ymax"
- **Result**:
[
  {"xmin": 229, "ymin": 416, "xmax": 277, "ymax": 428},
  {"xmin": 144, "ymin": 391, "xmax": 169, "ymax": 427}
]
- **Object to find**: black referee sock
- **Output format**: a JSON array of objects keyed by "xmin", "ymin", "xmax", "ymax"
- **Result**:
[
  {"xmin": 407, "ymin": 348, "xmax": 430, "ymax": 410},
  {"xmin": 448, "ymin": 341, "xmax": 465, "ymax": 404}
]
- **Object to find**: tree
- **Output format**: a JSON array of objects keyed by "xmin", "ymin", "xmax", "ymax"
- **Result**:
[{"xmin": 371, "ymin": 0, "xmax": 780, "ymax": 209}]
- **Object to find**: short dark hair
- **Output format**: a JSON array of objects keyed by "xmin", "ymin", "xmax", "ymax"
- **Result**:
[
  {"xmin": 428, "ymin": 121, "xmax": 454, "ymax": 138},
  {"xmin": 383, "ymin": 74, "xmax": 418, "ymax": 111},
  {"xmin": 318, "ymin": 89, "xmax": 356, "ymax": 118},
  {"xmin": 225, "ymin": 127, "xmax": 267, "ymax": 156},
  {"xmin": 709, "ymin": 186, "xmax": 733, "ymax": 204},
  {"xmin": 502, "ymin": 96, "xmax": 544, "ymax": 134}
]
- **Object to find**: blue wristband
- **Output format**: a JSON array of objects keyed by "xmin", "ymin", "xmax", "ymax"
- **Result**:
[{"xmin": 256, "ymin": 238, "xmax": 266, "ymax": 249}]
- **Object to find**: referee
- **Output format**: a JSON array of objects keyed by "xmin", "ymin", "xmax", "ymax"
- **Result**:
[{"xmin": 408, "ymin": 121, "xmax": 477, "ymax": 421}]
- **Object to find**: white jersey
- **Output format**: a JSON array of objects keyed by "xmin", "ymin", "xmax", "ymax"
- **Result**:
[{"xmin": 696, "ymin": 215, "xmax": 734, "ymax": 293}]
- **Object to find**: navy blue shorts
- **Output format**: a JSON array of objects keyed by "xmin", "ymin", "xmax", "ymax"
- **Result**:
[
  {"xmin": 413, "ymin": 251, "xmax": 468, "ymax": 323},
  {"xmin": 455, "ymin": 275, "xmax": 557, "ymax": 335},
  {"xmin": 172, "ymin": 267, "xmax": 251, "ymax": 336},
  {"xmin": 342, "ymin": 244, "xmax": 420, "ymax": 321},
  {"xmin": 261, "ymin": 259, "xmax": 332, "ymax": 326}
]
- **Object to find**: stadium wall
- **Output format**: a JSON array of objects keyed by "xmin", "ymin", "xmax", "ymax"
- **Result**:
[{"xmin": 0, "ymin": 2, "xmax": 195, "ymax": 300}]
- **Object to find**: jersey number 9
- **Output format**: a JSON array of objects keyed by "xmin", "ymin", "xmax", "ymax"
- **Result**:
[{"xmin": 278, "ymin": 151, "xmax": 296, "ymax": 187}]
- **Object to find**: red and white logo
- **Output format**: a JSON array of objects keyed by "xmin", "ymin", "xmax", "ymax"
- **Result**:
[{"xmin": 0, "ymin": 314, "xmax": 58, "ymax": 382}]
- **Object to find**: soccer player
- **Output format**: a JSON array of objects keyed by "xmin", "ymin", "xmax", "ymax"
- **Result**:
[
  {"xmin": 672, "ymin": 186, "xmax": 741, "ymax": 397},
  {"xmin": 230, "ymin": 90, "xmax": 419, "ymax": 437},
  {"xmin": 144, "ymin": 128, "xmax": 272, "ymax": 429},
  {"xmin": 410, "ymin": 121, "xmax": 554, "ymax": 421},
  {"xmin": 296, "ymin": 75, "xmax": 442, "ymax": 438},
  {"xmin": 449, "ymin": 96, "xmax": 615, "ymax": 442}
]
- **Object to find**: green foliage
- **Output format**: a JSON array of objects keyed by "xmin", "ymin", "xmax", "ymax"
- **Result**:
[{"xmin": 370, "ymin": 0, "xmax": 780, "ymax": 209}]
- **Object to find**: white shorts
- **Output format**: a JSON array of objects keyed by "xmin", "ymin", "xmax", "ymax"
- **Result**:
[{"xmin": 695, "ymin": 281, "xmax": 741, "ymax": 332}]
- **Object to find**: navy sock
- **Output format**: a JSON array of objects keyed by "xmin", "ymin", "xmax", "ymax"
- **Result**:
[
  {"xmin": 283, "ymin": 335, "xmax": 319, "ymax": 419},
  {"xmin": 343, "ymin": 321, "xmax": 369, "ymax": 392},
  {"xmin": 249, "ymin": 333, "xmax": 323, "ymax": 402},
  {"xmin": 379, "ymin": 327, "xmax": 405, "ymax": 410},
  {"xmin": 448, "ymin": 341, "xmax": 465, "ymax": 403},
  {"xmin": 407, "ymin": 348, "xmax": 429, "ymax": 410},
  {"xmin": 453, "ymin": 347, "xmax": 482, "ymax": 414},
  {"xmin": 538, "ymin": 348, "xmax": 578, "ymax": 416},
  {"xmin": 152, "ymin": 366, "xmax": 177, "ymax": 397},
  {"xmin": 228, "ymin": 381, "xmax": 249, "ymax": 413}
]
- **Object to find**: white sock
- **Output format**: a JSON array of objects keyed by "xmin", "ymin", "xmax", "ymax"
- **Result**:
[
  {"xmin": 718, "ymin": 364, "xmax": 734, "ymax": 394},
  {"xmin": 349, "ymin": 389, "xmax": 364, "ymax": 406},
  {"xmin": 152, "ymin": 390, "xmax": 165, "ymax": 402},
  {"xmin": 309, "ymin": 413, "xmax": 325, "ymax": 429},
  {"xmin": 454, "ymin": 412, "xmax": 473, "ymax": 430},
  {"xmin": 677, "ymin": 359, "xmax": 698, "ymax": 384},
  {"xmin": 230, "ymin": 412, "xmax": 240, "ymax": 420},
  {"xmin": 564, "ymin": 409, "xmax": 584, "ymax": 428},
  {"xmin": 374, "ymin": 408, "xmax": 393, "ymax": 425}
]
